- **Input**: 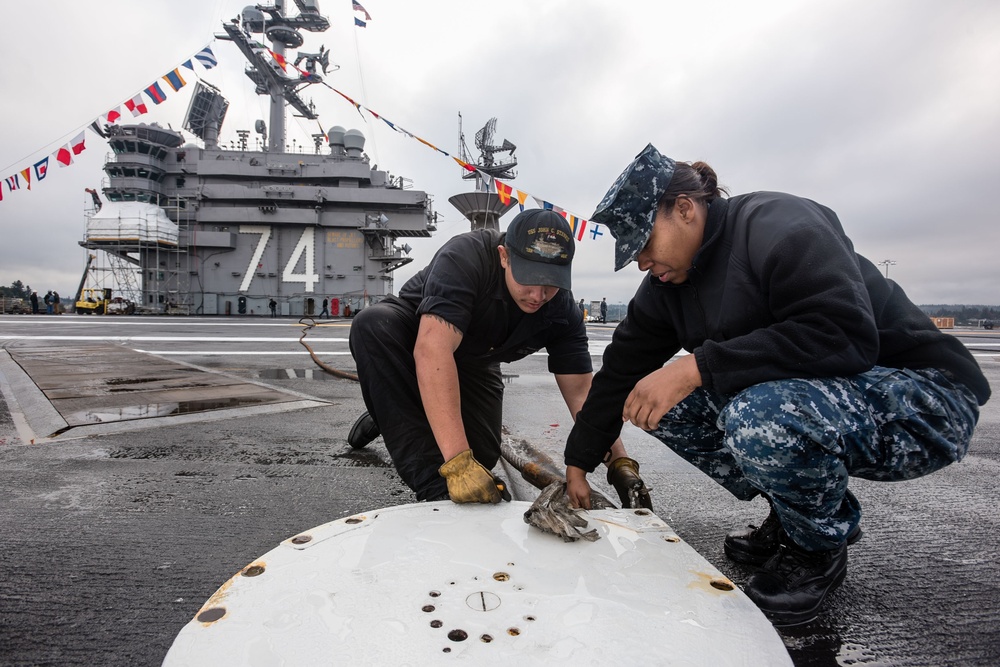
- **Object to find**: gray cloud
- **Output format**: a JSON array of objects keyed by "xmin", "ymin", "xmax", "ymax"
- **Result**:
[{"xmin": 1, "ymin": 0, "xmax": 998, "ymax": 307}]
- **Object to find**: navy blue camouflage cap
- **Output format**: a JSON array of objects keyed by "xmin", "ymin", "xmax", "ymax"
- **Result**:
[{"xmin": 591, "ymin": 143, "xmax": 676, "ymax": 271}]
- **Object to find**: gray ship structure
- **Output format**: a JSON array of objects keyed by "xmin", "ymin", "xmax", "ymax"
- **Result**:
[{"xmin": 80, "ymin": 1, "xmax": 436, "ymax": 317}]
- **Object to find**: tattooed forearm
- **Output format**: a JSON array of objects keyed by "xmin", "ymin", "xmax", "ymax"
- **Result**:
[{"xmin": 423, "ymin": 313, "xmax": 463, "ymax": 336}]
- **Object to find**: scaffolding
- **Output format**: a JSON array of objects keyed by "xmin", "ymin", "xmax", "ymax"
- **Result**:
[{"xmin": 81, "ymin": 201, "xmax": 190, "ymax": 314}]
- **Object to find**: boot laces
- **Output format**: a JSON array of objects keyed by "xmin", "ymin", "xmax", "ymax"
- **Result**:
[
  {"xmin": 750, "ymin": 506, "xmax": 782, "ymax": 537},
  {"xmin": 766, "ymin": 541, "xmax": 830, "ymax": 581}
]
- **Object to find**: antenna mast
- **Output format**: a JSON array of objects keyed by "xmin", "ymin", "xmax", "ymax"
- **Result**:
[{"xmin": 218, "ymin": 0, "xmax": 334, "ymax": 152}]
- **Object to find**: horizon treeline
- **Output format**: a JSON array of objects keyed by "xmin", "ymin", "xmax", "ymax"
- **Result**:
[
  {"xmin": 2, "ymin": 279, "xmax": 998, "ymax": 323},
  {"xmin": 919, "ymin": 304, "xmax": 1000, "ymax": 324}
]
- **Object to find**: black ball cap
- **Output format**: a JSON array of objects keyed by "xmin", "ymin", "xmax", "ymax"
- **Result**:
[{"xmin": 504, "ymin": 209, "xmax": 575, "ymax": 290}]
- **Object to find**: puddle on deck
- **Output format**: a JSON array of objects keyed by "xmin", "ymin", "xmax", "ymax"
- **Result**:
[
  {"xmin": 260, "ymin": 368, "xmax": 521, "ymax": 384},
  {"xmin": 65, "ymin": 397, "xmax": 279, "ymax": 424}
]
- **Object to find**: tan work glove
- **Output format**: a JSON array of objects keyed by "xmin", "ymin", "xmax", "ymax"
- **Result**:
[
  {"xmin": 606, "ymin": 457, "xmax": 653, "ymax": 510},
  {"xmin": 439, "ymin": 450, "xmax": 511, "ymax": 504}
]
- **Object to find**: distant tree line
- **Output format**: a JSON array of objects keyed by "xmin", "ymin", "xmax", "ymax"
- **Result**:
[
  {"xmin": 0, "ymin": 281, "xmax": 32, "ymax": 299},
  {"xmin": 597, "ymin": 302, "xmax": 999, "ymax": 326},
  {"xmin": 1, "ymin": 276, "xmax": 996, "ymax": 323},
  {"xmin": 919, "ymin": 304, "xmax": 1000, "ymax": 325}
]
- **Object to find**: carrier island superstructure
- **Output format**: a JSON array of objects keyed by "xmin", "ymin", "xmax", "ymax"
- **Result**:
[{"xmin": 80, "ymin": 1, "xmax": 436, "ymax": 316}]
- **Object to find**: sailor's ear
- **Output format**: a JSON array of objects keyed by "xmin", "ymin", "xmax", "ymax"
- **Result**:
[
  {"xmin": 675, "ymin": 195, "xmax": 696, "ymax": 222},
  {"xmin": 497, "ymin": 245, "xmax": 510, "ymax": 269}
]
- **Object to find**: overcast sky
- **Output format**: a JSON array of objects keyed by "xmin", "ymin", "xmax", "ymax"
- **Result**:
[{"xmin": 1, "ymin": 0, "xmax": 998, "ymax": 306}]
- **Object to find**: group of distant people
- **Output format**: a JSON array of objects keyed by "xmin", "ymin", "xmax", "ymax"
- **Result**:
[
  {"xmin": 577, "ymin": 297, "xmax": 610, "ymax": 323},
  {"xmin": 267, "ymin": 297, "xmax": 357, "ymax": 319},
  {"xmin": 28, "ymin": 291, "xmax": 62, "ymax": 315}
]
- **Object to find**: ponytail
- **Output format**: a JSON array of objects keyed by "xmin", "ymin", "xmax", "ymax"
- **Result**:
[{"xmin": 657, "ymin": 160, "xmax": 727, "ymax": 214}]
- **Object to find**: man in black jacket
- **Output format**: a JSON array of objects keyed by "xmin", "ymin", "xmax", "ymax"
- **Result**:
[
  {"xmin": 564, "ymin": 144, "xmax": 989, "ymax": 626},
  {"xmin": 348, "ymin": 209, "xmax": 651, "ymax": 507}
]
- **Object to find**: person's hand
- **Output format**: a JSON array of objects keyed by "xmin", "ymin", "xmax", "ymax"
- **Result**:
[
  {"xmin": 623, "ymin": 355, "xmax": 701, "ymax": 430},
  {"xmin": 566, "ymin": 465, "xmax": 592, "ymax": 509},
  {"xmin": 438, "ymin": 450, "xmax": 510, "ymax": 503},
  {"xmin": 606, "ymin": 457, "xmax": 653, "ymax": 509}
]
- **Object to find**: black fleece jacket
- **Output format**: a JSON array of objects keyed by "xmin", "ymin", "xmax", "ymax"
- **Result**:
[{"xmin": 565, "ymin": 192, "xmax": 990, "ymax": 472}]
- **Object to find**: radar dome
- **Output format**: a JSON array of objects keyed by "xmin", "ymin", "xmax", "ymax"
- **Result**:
[
  {"xmin": 327, "ymin": 126, "xmax": 346, "ymax": 146},
  {"xmin": 242, "ymin": 7, "xmax": 266, "ymax": 32},
  {"xmin": 344, "ymin": 129, "xmax": 366, "ymax": 157}
]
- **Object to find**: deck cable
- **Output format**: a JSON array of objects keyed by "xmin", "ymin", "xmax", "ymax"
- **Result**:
[{"xmin": 297, "ymin": 316, "xmax": 359, "ymax": 381}]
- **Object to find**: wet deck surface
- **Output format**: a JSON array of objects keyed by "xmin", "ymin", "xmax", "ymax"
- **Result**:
[
  {"xmin": 7, "ymin": 343, "xmax": 317, "ymax": 433},
  {"xmin": 1, "ymin": 315, "xmax": 998, "ymax": 666}
]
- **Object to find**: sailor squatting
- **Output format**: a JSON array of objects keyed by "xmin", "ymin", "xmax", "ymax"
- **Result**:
[
  {"xmin": 347, "ymin": 209, "xmax": 652, "ymax": 508},
  {"xmin": 562, "ymin": 143, "xmax": 989, "ymax": 626}
]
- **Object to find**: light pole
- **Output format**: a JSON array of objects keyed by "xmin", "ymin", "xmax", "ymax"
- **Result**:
[{"xmin": 878, "ymin": 259, "xmax": 896, "ymax": 278}]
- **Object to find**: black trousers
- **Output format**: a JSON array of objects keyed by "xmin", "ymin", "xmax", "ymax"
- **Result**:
[{"xmin": 349, "ymin": 298, "xmax": 504, "ymax": 500}]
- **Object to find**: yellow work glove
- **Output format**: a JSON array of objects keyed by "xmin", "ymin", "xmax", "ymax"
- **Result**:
[
  {"xmin": 438, "ymin": 450, "xmax": 511, "ymax": 504},
  {"xmin": 606, "ymin": 457, "xmax": 653, "ymax": 510}
]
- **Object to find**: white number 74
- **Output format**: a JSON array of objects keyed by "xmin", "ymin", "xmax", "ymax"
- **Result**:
[{"xmin": 239, "ymin": 225, "xmax": 319, "ymax": 293}]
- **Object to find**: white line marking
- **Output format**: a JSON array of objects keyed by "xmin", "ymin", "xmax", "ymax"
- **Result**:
[{"xmin": 135, "ymin": 350, "xmax": 355, "ymax": 355}]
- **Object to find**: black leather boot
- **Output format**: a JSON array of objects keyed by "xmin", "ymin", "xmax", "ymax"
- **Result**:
[
  {"xmin": 744, "ymin": 539, "xmax": 848, "ymax": 626},
  {"xmin": 725, "ymin": 502, "xmax": 861, "ymax": 566},
  {"xmin": 725, "ymin": 503, "xmax": 784, "ymax": 565},
  {"xmin": 347, "ymin": 411, "xmax": 380, "ymax": 449}
]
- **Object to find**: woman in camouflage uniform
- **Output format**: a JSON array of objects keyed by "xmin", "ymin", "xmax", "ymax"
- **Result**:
[{"xmin": 564, "ymin": 144, "xmax": 989, "ymax": 626}]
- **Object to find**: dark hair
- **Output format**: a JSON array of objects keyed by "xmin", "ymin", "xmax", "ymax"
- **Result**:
[{"xmin": 657, "ymin": 161, "xmax": 727, "ymax": 214}]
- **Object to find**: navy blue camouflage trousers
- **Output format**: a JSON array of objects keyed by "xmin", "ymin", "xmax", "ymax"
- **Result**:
[{"xmin": 649, "ymin": 366, "xmax": 980, "ymax": 551}]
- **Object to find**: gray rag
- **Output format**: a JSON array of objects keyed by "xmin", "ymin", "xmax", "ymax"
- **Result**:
[{"xmin": 523, "ymin": 481, "xmax": 600, "ymax": 543}]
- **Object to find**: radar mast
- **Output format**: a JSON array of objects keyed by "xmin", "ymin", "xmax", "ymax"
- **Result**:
[
  {"xmin": 450, "ymin": 113, "xmax": 518, "ymax": 231},
  {"xmin": 219, "ymin": 0, "xmax": 335, "ymax": 152}
]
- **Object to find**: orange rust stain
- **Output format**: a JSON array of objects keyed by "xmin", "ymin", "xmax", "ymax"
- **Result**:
[
  {"xmin": 195, "ymin": 559, "xmax": 265, "ymax": 626},
  {"xmin": 241, "ymin": 559, "xmax": 267, "ymax": 576},
  {"xmin": 687, "ymin": 570, "xmax": 736, "ymax": 595}
]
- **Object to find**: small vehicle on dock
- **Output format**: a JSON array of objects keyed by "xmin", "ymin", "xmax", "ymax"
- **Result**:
[{"xmin": 75, "ymin": 288, "xmax": 111, "ymax": 315}]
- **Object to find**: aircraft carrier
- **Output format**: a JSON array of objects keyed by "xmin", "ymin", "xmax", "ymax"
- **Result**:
[{"xmin": 80, "ymin": 0, "xmax": 436, "ymax": 317}]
